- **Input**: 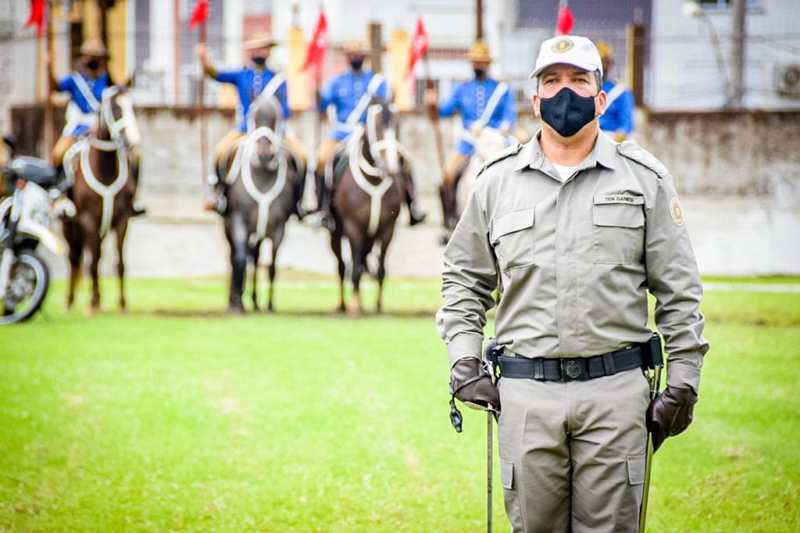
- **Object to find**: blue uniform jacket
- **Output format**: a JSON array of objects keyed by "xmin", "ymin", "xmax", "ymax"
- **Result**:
[
  {"xmin": 214, "ymin": 66, "xmax": 290, "ymax": 133},
  {"xmin": 438, "ymin": 77, "xmax": 517, "ymax": 155},
  {"xmin": 56, "ymin": 71, "xmax": 112, "ymax": 136},
  {"xmin": 319, "ymin": 70, "xmax": 391, "ymax": 141},
  {"xmin": 599, "ymin": 79, "xmax": 635, "ymax": 137}
]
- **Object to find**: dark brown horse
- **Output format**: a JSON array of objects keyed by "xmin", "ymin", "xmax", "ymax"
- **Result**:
[
  {"xmin": 62, "ymin": 84, "xmax": 141, "ymax": 314},
  {"xmin": 219, "ymin": 96, "xmax": 299, "ymax": 313},
  {"xmin": 328, "ymin": 99, "xmax": 404, "ymax": 316}
]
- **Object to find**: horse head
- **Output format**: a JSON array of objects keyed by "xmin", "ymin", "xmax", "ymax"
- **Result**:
[
  {"xmin": 246, "ymin": 96, "xmax": 284, "ymax": 171},
  {"xmin": 98, "ymin": 84, "xmax": 141, "ymax": 153},
  {"xmin": 364, "ymin": 98, "xmax": 400, "ymax": 176}
]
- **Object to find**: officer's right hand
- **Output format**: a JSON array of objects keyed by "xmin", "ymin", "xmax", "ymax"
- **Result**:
[
  {"xmin": 195, "ymin": 43, "xmax": 207, "ymax": 59},
  {"xmin": 646, "ymin": 385, "xmax": 698, "ymax": 453},
  {"xmin": 450, "ymin": 357, "xmax": 500, "ymax": 413}
]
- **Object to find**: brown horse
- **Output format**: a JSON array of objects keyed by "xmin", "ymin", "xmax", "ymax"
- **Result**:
[
  {"xmin": 328, "ymin": 99, "xmax": 404, "ymax": 315},
  {"xmin": 219, "ymin": 95, "xmax": 300, "ymax": 313},
  {"xmin": 62, "ymin": 84, "xmax": 141, "ymax": 313}
]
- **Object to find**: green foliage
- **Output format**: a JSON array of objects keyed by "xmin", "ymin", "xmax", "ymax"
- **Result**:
[{"xmin": 0, "ymin": 275, "xmax": 798, "ymax": 531}]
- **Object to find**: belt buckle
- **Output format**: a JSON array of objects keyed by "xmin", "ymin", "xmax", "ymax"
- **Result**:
[{"xmin": 560, "ymin": 358, "xmax": 587, "ymax": 382}]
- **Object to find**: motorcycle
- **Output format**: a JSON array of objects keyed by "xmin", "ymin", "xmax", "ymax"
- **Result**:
[{"xmin": 0, "ymin": 134, "xmax": 74, "ymax": 324}]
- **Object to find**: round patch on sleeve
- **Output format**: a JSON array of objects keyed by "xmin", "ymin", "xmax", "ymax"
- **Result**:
[{"xmin": 669, "ymin": 197, "xmax": 684, "ymax": 226}]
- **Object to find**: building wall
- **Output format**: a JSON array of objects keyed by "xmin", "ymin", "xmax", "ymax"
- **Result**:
[{"xmin": 650, "ymin": 0, "xmax": 800, "ymax": 110}]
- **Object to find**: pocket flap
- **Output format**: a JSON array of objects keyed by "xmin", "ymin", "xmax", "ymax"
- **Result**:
[
  {"xmin": 626, "ymin": 454, "xmax": 646, "ymax": 486},
  {"xmin": 500, "ymin": 459, "xmax": 515, "ymax": 490},
  {"xmin": 593, "ymin": 199, "xmax": 644, "ymax": 229},
  {"xmin": 490, "ymin": 208, "xmax": 534, "ymax": 243}
]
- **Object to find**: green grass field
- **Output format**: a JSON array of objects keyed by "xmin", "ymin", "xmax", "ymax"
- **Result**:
[{"xmin": 0, "ymin": 274, "xmax": 798, "ymax": 532}]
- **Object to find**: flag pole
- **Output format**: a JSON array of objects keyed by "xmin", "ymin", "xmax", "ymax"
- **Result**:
[
  {"xmin": 44, "ymin": 0, "xmax": 54, "ymax": 158},
  {"xmin": 199, "ymin": 15, "xmax": 208, "ymax": 189},
  {"xmin": 423, "ymin": 54, "xmax": 445, "ymax": 173}
]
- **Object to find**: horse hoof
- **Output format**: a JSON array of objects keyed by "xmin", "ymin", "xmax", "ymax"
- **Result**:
[{"xmin": 228, "ymin": 304, "xmax": 245, "ymax": 315}]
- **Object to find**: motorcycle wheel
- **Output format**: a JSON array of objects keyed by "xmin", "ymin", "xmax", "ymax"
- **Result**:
[{"xmin": 0, "ymin": 249, "xmax": 50, "ymax": 325}]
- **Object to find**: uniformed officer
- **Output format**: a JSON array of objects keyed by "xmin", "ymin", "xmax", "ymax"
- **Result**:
[
  {"xmin": 315, "ymin": 39, "xmax": 426, "ymax": 230},
  {"xmin": 196, "ymin": 32, "xmax": 307, "ymax": 216},
  {"xmin": 596, "ymin": 41, "xmax": 635, "ymax": 142},
  {"xmin": 424, "ymin": 40, "xmax": 520, "ymax": 232},
  {"xmin": 437, "ymin": 35, "xmax": 708, "ymax": 532},
  {"xmin": 50, "ymin": 39, "xmax": 145, "ymax": 215}
]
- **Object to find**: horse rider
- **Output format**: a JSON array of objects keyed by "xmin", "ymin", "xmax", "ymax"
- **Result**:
[
  {"xmin": 315, "ymin": 39, "xmax": 427, "ymax": 231},
  {"xmin": 596, "ymin": 41, "xmax": 635, "ymax": 142},
  {"xmin": 49, "ymin": 39, "xmax": 145, "ymax": 216},
  {"xmin": 196, "ymin": 32, "xmax": 307, "ymax": 217},
  {"xmin": 424, "ymin": 39, "xmax": 521, "ymax": 231}
]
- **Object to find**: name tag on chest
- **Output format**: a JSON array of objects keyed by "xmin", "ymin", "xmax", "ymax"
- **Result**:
[{"xmin": 594, "ymin": 195, "xmax": 644, "ymax": 205}]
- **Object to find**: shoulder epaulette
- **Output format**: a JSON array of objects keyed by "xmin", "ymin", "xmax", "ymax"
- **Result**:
[
  {"xmin": 476, "ymin": 143, "xmax": 522, "ymax": 179},
  {"xmin": 617, "ymin": 140, "xmax": 669, "ymax": 178}
]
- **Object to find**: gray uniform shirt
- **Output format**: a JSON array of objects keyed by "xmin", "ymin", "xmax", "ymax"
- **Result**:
[{"xmin": 436, "ymin": 131, "xmax": 709, "ymax": 392}]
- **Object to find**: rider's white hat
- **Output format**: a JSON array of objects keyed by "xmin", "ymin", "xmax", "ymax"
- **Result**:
[{"xmin": 529, "ymin": 35, "xmax": 603, "ymax": 78}]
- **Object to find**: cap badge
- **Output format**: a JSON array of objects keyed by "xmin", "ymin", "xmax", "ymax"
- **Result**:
[{"xmin": 552, "ymin": 37, "xmax": 574, "ymax": 53}]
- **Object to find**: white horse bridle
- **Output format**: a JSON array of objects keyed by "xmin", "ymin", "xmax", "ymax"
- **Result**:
[
  {"xmin": 346, "ymin": 103, "xmax": 404, "ymax": 237},
  {"xmin": 65, "ymin": 86, "xmax": 140, "ymax": 238},
  {"xmin": 226, "ymin": 125, "xmax": 288, "ymax": 242}
]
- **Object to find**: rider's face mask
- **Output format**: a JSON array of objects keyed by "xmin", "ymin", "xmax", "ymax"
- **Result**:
[
  {"xmin": 539, "ymin": 87, "xmax": 598, "ymax": 138},
  {"xmin": 349, "ymin": 58, "xmax": 364, "ymax": 71},
  {"xmin": 251, "ymin": 56, "xmax": 267, "ymax": 66},
  {"xmin": 84, "ymin": 59, "xmax": 101, "ymax": 71}
]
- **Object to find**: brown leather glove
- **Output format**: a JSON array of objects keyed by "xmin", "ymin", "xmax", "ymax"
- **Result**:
[
  {"xmin": 646, "ymin": 386, "xmax": 698, "ymax": 453},
  {"xmin": 450, "ymin": 357, "xmax": 500, "ymax": 412}
]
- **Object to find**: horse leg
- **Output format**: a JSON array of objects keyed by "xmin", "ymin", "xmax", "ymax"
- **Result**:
[
  {"xmin": 375, "ymin": 229, "xmax": 395, "ymax": 314},
  {"xmin": 250, "ymin": 240, "xmax": 261, "ymax": 312},
  {"xmin": 226, "ymin": 219, "xmax": 248, "ymax": 314},
  {"xmin": 64, "ymin": 220, "xmax": 82, "ymax": 311},
  {"xmin": 349, "ymin": 239, "xmax": 370, "ymax": 317},
  {"xmin": 115, "ymin": 216, "xmax": 130, "ymax": 312},
  {"xmin": 330, "ymin": 229, "xmax": 346, "ymax": 313},
  {"xmin": 85, "ymin": 225, "xmax": 103, "ymax": 315},
  {"xmin": 267, "ymin": 231, "xmax": 284, "ymax": 313}
]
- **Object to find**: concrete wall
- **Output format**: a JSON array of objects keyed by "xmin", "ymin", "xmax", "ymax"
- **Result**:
[{"xmin": 10, "ymin": 105, "xmax": 800, "ymax": 277}]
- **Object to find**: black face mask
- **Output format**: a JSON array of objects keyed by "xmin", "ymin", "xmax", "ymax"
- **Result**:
[
  {"xmin": 349, "ymin": 59, "xmax": 364, "ymax": 71},
  {"xmin": 85, "ymin": 60, "xmax": 100, "ymax": 71},
  {"xmin": 539, "ymin": 87, "xmax": 597, "ymax": 138},
  {"xmin": 473, "ymin": 68, "xmax": 487, "ymax": 80},
  {"xmin": 252, "ymin": 56, "xmax": 267, "ymax": 66}
]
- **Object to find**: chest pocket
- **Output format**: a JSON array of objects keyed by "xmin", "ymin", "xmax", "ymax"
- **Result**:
[
  {"xmin": 592, "ymin": 196, "xmax": 645, "ymax": 265},
  {"xmin": 490, "ymin": 208, "xmax": 535, "ymax": 271}
]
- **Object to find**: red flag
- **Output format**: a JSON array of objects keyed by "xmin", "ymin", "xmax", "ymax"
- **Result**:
[
  {"xmin": 407, "ymin": 18, "xmax": 429, "ymax": 76},
  {"xmin": 189, "ymin": 0, "xmax": 209, "ymax": 29},
  {"xmin": 24, "ymin": 0, "xmax": 46, "ymax": 38},
  {"xmin": 303, "ymin": 10, "xmax": 329, "ymax": 80},
  {"xmin": 555, "ymin": 4, "xmax": 574, "ymax": 36}
]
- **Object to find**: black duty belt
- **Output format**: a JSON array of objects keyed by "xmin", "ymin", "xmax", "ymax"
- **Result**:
[{"xmin": 497, "ymin": 345, "xmax": 644, "ymax": 382}]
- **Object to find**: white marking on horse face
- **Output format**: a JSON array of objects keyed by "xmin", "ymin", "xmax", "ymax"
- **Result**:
[
  {"xmin": 116, "ymin": 94, "xmax": 141, "ymax": 147},
  {"xmin": 383, "ymin": 128, "xmax": 400, "ymax": 174}
]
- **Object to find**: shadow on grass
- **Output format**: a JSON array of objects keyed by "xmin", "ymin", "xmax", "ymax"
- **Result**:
[{"xmin": 143, "ymin": 308, "xmax": 437, "ymax": 319}]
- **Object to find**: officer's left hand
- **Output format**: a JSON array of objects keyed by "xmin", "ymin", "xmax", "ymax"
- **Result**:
[{"xmin": 646, "ymin": 385, "xmax": 698, "ymax": 453}]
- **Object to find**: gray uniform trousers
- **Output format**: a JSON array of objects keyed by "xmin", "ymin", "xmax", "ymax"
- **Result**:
[{"xmin": 498, "ymin": 368, "xmax": 650, "ymax": 532}]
